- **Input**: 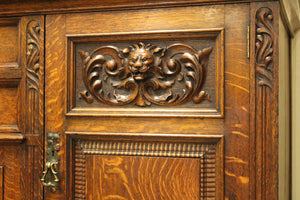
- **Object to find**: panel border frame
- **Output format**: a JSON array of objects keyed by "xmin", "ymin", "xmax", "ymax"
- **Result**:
[
  {"xmin": 67, "ymin": 132, "xmax": 224, "ymax": 200},
  {"xmin": 65, "ymin": 29, "xmax": 224, "ymax": 118}
]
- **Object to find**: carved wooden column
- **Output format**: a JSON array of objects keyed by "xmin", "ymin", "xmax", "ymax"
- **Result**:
[
  {"xmin": 20, "ymin": 16, "xmax": 45, "ymax": 200},
  {"xmin": 250, "ymin": 2, "xmax": 279, "ymax": 200}
]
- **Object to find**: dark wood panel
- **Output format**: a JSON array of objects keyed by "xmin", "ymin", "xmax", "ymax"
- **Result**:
[{"xmin": 67, "ymin": 29, "xmax": 224, "ymax": 117}]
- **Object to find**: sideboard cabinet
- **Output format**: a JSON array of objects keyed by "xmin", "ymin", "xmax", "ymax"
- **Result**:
[{"xmin": 0, "ymin": 0, "xmax": 289, "ymax": 199}]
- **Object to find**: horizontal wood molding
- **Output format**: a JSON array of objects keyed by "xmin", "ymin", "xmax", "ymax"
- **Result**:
[
  {"xmin": 0, "ymin": 0, "xmax": 277, "ymax": 16},
  {"xmin": 0, "ymin": 124, "xmax": 23, "ymax": 143},
  {"xmin": 0, "ymin": 64, "xmax": 22, "ymax": 81},
  {"xmin": 0, "ymin": 133, "xmax": 24, "ymax": 143}
]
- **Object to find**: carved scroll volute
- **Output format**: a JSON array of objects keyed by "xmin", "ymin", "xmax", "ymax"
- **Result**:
[{"xmin": 79, "ymin": 42, "xmax": 212, "ymax": 107}]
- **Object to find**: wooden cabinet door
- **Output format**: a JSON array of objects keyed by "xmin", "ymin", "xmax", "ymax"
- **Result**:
[{"xmin": 43, "ymin": 3, "xmax": 278, "ymax": 199}]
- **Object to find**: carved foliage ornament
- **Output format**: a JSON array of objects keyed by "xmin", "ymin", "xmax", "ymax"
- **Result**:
[
  {"xmin": 27, "ymin": 21, "xmax": 40, "ymax": 81},
  {"xmin": 79, "ymin": 42, "xmax": 212, "ymax": 107},
  {"xmin": 255, "ymin": 8, "xmax": 273, "ymax": 88}
]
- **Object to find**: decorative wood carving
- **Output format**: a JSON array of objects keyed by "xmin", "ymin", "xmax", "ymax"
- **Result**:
[
  {"xmin": 27, "ymin": 20, "xmax": 40, "ymax": 87},
  {"xmin": 73, "ymin": 135, "xmax": 222, "ymax": 199},
  {"xmin": 26, "ymin": 20, "xmax": 42, "ymax": 137},
  {"xmin": 74, "ymin": 143, "xmax": 86, "ymax": 200},
  {"xmin": 79, "ymin": 42, "xmax": 212, "ymax": 107},
  {"xmin": 255, "ymin": 7, "xmax": 276, "ymax": 200},
  {"xmin": 255, "ymin": 7, "xmax": 273, "ymax": 89},
  {"xmin": 24, "ymin": 18, "xmax": 44, "ymax": 200}
]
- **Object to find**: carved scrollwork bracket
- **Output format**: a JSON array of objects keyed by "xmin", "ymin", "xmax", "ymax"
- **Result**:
[
  {"xmin": 79, "ymin": 42, "xmax": 212, "ymax": 107},
  {"xmin": 255, "ymin": 7, "xmax": 273, "ymax": 88}
]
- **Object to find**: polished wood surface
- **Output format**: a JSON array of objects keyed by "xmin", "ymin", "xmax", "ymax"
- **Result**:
[
  {"xmin": 45, "ymin": 4, "xmax": 248, "ymax": 199},
  {"xmin": 0, "ymin": 0, "xmax": 281, "ymax": 199},
  {"xmin": 0, "ymin": 145, "xmax": 23, "ymax": 200},
  {"xmin": 0, "ymin": 0, "xmax": 275, "ymax": 16}
]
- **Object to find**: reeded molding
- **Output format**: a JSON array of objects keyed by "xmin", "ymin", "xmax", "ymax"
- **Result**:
[{"xmin": 71, "ymin": 134, "xmax": 223, "ymax": 200}]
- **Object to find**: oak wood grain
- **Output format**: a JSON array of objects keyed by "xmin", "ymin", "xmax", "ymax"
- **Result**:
[
  {"xmin": 0, "ymin": 20, "xmax": 19, "ymax": 63},
  {"xmin": 19, "ymin": 15, "xmax": 45, "ymax": 200},
  {"xmin": 45, "ymin": 14, "xmax": 67, "ymax": 200},
  {"xmin": 0, "ymin": 145, "xmax": 23, "ymax": 200},
  {"xmin": 250, "ymin": 2, "xmax": 279, "ymax": 200},
  {"xmin": 70, "ymin": 133, "xmax": 223, "ymax": 199},
  {"xmin": 0, "ymin": 1, "xmax": 280, "ymax": 199},
  {"xmin": 223, "ymin": 3, "xmax": 250, "ymax": 200},
  {"xmin": 87, "ymin": 156, "xmax": 200, "ymax": 200},
  {"xmin": 0, "ymin": 86, "xmax": 18, "ymax": 125}
]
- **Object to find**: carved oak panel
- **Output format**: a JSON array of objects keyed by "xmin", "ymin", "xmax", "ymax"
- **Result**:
[
  {"xmin": 67, "ymin": 30, "xmax": 224, "ymax": 117},
  {"xmin": 69, "ymin": 133, "xmax": 224, "ymax": 200}
]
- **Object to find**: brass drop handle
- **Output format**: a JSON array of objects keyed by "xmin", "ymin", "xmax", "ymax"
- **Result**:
[{"xmin": 41, "ymin": 133, "xmax": 60, "ymax": 192}]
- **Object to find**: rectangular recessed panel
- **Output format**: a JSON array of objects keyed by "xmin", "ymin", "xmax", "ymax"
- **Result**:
[
  {"xmin": 67, "ymin": 30, "xmax": 224, "ymax": 117},
  {"xmin": 0, "ymin": 21, "xmax": 19, "ymax": 64},
  {"xmin": 71, "ymin": 133, "xmax": 223, "ymax": 199},
  {"xmin": 86, "ymin": 155, "xmax": 200, "ymax": 200},
  {"xmin": 0, "ymin": 86, "xmax": 18, "ymax": 125}
]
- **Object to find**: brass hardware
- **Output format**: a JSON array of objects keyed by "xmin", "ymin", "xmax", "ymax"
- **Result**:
[
  {"xmin": 41, "ymin": 132, "xmax": 60, "ymax": 192},
  {"xmin": 247, "ymin": 25, "xmax": 250, "ymax": 59}
]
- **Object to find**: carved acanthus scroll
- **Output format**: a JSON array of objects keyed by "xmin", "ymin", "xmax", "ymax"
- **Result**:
[
  {"xmin": 255, "ymin": 7, "xmax": 273, "ymax": 88},
  {"xmin": 79, "ymin": 42, "xmax": 212, "ymax": 107},
  {"xmin": 27, "ymin": 20, "xmax": 40, "ymax": 87},
  {"xmin": 255, "ymin": 7, "xmax": 276, "ymax": 199}
]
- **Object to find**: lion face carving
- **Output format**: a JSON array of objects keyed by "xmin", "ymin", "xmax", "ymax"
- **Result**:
[{"xmin": 128, "ymin": 43, "xmax": 154, "ymax": 81}]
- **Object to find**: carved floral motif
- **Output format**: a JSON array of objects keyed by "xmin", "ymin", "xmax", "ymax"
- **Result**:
[
  {"xmin": 255, "ymin": 7, "xmax": 273, "ymax": 88},
  {"xmin": 79, "ymin": 42, "xmax": 212, "ymax": 107}
]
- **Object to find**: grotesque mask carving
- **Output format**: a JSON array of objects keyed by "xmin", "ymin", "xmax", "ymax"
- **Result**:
[{"xmin": 128, "ymin": 43, "xmax": 154, "ymax": 81}]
